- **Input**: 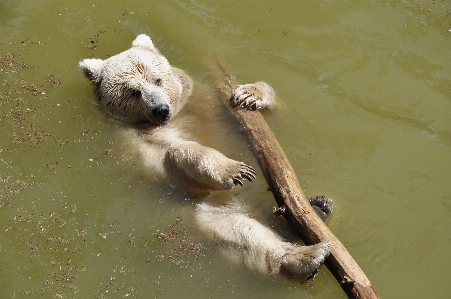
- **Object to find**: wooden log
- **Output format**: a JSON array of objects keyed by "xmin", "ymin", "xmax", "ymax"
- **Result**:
[{"xmin": 207, "ymin": 58, "xmax": 381, "ymax": 299}]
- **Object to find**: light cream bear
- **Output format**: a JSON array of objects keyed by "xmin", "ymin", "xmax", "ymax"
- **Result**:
[
  {"xmin": 79, "ymin": 34, "xmax": 330, "ymax": 280},
  {"xmin": 79, "ymin": 34, "xmax": 264, "ymax": 191}
]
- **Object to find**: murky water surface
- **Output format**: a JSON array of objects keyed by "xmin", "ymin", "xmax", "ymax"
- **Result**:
[{"xmin": 1, "ymin": 1, "xmax": 450, "ymax": 298}]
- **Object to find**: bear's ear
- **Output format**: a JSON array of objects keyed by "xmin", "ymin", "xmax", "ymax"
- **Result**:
[
  {"xmin": 172, "ymin": 67, "xmax": 194, "ymax": 99},
  {"xmin": 132, "ymin": 34, "xmax": 159, "ymax": 53},
  {"xmin": 79, "ymin": 59, "xmax": 104, "ymax": 83}
]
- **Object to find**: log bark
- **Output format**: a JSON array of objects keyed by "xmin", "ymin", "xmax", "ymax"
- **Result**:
[{"xmin": 207, "ymin": 58, "xmax": 381, "ymax": 299}]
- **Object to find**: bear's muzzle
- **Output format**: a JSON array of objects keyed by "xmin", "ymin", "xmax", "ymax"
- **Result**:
[
  {"xmin": 151, "ymin": 104, "xmax": 170, "ymax": 124},
  {"xmin": 143, "ymin": 91, "xmax": 172, "ymax": 124}
]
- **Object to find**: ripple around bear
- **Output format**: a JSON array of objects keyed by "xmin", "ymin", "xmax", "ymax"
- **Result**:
[{"xmin": 79, "ymin": 34, "xmax": 330, "ymax": 280}]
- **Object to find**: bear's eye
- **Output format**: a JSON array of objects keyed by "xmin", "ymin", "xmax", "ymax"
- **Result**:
[
  {"xmin": 155, "ymin": 78, "xmax": 162, "ymax": 87},
  {"xmin": 131, "ymin": 89, "xmax": 141, "ymax": 98}
]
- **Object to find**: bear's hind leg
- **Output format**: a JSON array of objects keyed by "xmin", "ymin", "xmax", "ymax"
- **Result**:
[
  {"xmin": 164, "ymin": 141, "xmax": 256, "ymax": 191},
  {"xmin": 195, "ymin": 202, "xmax": 330, "ymax": 281}
]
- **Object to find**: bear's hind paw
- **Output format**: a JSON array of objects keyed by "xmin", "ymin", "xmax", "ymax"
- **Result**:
[{"xmin": 309, "ymin": 195, "xmax": 333, "ymax": 220}]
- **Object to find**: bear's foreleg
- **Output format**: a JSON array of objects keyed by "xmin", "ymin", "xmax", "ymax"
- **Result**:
[{"xmin": 163, "ymin": 141, "xmax": 256, "ymax": 191}]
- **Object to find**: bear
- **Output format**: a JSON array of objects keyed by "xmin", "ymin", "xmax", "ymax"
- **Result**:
[
  {"xmin": 79, "ymin": 34, "xmax": 330, "ymax": 280},
  {"xmin": 79, "ymin": 34, "xmax": 262, "ymax": 191}
]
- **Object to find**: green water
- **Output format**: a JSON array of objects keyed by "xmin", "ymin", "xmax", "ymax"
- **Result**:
[{"xmin": 1, "ymin": 0, "xmax": 450, "ymax": 298}]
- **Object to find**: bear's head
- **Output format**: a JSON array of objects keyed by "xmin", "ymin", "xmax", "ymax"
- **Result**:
[{"xmin": 79, "ymin": 34, "xmax": 193, "ymax": 125}]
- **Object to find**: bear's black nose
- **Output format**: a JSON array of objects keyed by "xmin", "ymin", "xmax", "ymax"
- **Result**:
[{"xmin": 152, "ymin": 104, "xmax": 170, "ymax": 122}]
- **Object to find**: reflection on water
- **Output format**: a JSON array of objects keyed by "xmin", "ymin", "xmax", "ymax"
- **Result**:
[{"xmin": 0, "ymin": 1, "xmax": 450, "ymax": 298}]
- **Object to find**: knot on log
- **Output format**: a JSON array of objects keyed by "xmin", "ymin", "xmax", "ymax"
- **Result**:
[
  {"xmin": 341, "ymin": 276, "xmax": 359, "ymax": 297},
  {"xmin": 272, "ymin": 205, "xmax": 286, "ymax": 217},
  {"xmin": 341, "ymin": 275, "xmax": 355, "ymax": 286}
]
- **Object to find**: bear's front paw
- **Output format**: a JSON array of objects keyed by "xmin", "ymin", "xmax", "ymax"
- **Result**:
[
  {"xmin": 309, "ymin": 195, "xmax": 333, "ymax": 221},
  {"xmin": 230, "ymin": 163, "xmax": 257, "ymax": 186},
  {"xmin": 231, "ymin": 81, "xmax": 275, "ymax": 110}
]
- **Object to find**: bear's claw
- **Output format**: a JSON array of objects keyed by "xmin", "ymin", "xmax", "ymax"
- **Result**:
[
  {"xmin": 241, "ymin": 164, "xmax": 257, "ymax": 179},
  {"xmin": 231, "ymin": 89, "xmax": 262, "ymax": 110},
  {"xmin": 232, "ymin": 164, "xmax": 257, "ymax": 186},
  {"xmin": 231, "ymin": 82, "xmax": 275, "ymax": 111},
  {"xmin": 233, "ymin": 178, "xmax": 244, "ymax": 186}
]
